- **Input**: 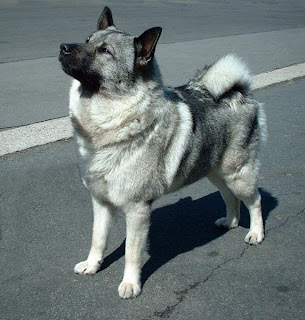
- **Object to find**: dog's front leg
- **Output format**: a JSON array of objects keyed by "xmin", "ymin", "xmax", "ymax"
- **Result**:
[
  {"xmin": 118, "ymin": 202, "xmax": 151, "ymax": 299},
  {"xmin": 74, "ymin": 196, "xmax": 114, "ymax": 275}
]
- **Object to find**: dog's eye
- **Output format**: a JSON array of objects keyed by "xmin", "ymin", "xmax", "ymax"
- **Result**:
[
  {"xmin": 86, "ymin": 36, "xmax": 91, "ymax": 43},
  {"xmin": 98, "ymin": 46, "xmax": 111, "ymax": 55}
]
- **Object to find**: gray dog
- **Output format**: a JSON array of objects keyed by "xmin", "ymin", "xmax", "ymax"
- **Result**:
[{"xmin": 59, "ymin": 6, "xmax": 267, "ymax": 299}]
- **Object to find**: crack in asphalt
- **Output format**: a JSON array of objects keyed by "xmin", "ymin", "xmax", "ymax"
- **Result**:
[
  {"xmin": 147, "ymin": 246, "xmax": 250, "ymax": 319},
  {"xmin": 265, "ymin": 206, "xmax": 305, "ymax": 235},
  {"xmin": 146, "ymin": 207, "xmax": 305, "ymax": 319}
]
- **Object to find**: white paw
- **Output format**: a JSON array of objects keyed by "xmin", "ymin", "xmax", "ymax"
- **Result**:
[
  {"xmin": 215, "ymin": 217, "xmax": 238, "ymax": 229},
  {"xmin": 245, "ymin": 230, "xmax": 264, "ymax": 245},
  {"xmin": 74, "ymin": 260, "xmax": 101, "ymax": 275},
  {"xmin": 118, "ymin": 281, "xmax": 141, "ymax": 299}
]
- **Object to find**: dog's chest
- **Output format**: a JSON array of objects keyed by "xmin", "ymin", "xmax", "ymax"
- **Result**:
[
  {"xmin": 69, "ymin": 101, "xmax": 132, "ymax": 203},
  {"xmin": 74, "ymin": 130, "xmax": 126, "ymax": 203}
]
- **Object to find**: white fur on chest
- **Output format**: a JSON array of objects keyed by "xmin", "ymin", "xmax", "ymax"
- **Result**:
[
  {"xmin": 69, "ymin": 80, "xmax": 91, "ymax": 186},
  {"xmin": 69, "ymin": 80, "xmax": 82, "ymax": 118}
]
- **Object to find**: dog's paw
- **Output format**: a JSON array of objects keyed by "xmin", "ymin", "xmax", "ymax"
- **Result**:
[
  {"xmin": 245, "ymin": 230, "xmax": 264, "ymax": 245},
  {"xmin": 215, "ymin": 217, "xmax": 238, "ymax": 229},
  {"xmin": 74, "ymin": 260, "xmax": 101, "ymax": 275},
  {"xmin": 118, "ymin": 282, "xmax": 141, "ymax": 299}
]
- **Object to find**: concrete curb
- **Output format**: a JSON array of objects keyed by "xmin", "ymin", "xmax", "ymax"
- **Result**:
[{"xmin": 1, "ymin": 62, "xmax": 305, "ymax": 157}]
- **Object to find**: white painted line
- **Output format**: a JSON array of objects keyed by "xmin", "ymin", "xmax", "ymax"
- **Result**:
[
  {"xmin": 0, "ymin": 117, "xmax": 72, "ymax": 157},
  {"xmin": 252, "ymin": 62, "xmax": 305, "ymax": 90},
  {"xmin": 1, "ymin": 62, "xmax": 305, "ymax": 157}
]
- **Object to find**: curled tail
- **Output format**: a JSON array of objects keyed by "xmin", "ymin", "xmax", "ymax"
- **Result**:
[{"xmin": 188, "ymin": 54, "xmax": 251, "ymax": 100}]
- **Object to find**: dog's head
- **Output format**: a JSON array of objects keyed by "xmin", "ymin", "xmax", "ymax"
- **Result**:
[{"xmin": 59, "ymin": 6, "xmax": 162, "ymax": 93}]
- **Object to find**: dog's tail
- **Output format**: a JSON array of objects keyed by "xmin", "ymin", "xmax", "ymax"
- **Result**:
[{"xmin": 187, "ymin": 54, "xmax": 251, "ymax": 100}]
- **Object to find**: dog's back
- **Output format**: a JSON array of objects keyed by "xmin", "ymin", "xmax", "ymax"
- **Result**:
[{"xmin": 168, "ymin": 55, "xmax": 266, "ymax": 191}]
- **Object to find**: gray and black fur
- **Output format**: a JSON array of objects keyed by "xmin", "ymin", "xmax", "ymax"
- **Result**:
[{"xmin": 59, "ymin": 7, "xmax": 267, "ymax": 299}]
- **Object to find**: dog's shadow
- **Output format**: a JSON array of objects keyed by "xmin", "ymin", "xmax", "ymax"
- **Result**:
[{"xmin": 101, "ymin": 188, "xmax": 278, "ymax": 286}]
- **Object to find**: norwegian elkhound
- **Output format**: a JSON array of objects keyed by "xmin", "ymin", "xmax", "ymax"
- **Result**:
[{"xmin": 59, "ymin": 6, "xmax": 267, "ymax": 299}]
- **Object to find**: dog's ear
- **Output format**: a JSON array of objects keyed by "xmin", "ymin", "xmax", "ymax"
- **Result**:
[
  {"xmin": 97, "ymin": 6, "xmax": 114, "ymax": 30},
  {"xmin": 134, "ymin": 27, "xmax": 162, "ymax": 65}
]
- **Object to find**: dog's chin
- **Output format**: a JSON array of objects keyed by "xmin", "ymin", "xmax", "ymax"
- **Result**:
[
  {"xmin": 59, "ymin": 54, "xmax": 72, "ymax": 75},
  {"xmin": 62, "ymin": 65, "xmax": 76, "ymax": 80},
  {"xmin": 64, "ymin": 68, "xmax": 100, "ymax": 92},
  {"xmin": 59, "ymin": 57, "xmax": 81, "ymax": 80},
  {"xmin": 58, "ymin": 53, "xmax": 78, "ymax": 77}
]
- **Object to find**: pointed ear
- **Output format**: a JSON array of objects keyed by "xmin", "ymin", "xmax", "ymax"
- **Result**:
[
  {"xmin": 97, "ymin": 6, "xmax": 114, "ymax": 30},
  {"xmin": 134, "ymin": 27, "xmax": 162, "ymax": 65}
]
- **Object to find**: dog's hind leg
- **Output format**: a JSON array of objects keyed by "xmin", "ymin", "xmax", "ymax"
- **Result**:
[
  {"xmin": 118, "ymin": 202, "xmax": 151, "ymax": 299},
  {"xmin": 220, "ymin": 162, "xmax": 264, "ymax": 245},
  {"xmin": 74, "ymin": 196, "xmax": 115, "ymax": 275},
  {"xmin": 207, "ymin": 171, "xmax": 240, "ymax": 229},
  {"xmin": 242, "ymin": 189, "xmax": 264, "ymax": 245}
]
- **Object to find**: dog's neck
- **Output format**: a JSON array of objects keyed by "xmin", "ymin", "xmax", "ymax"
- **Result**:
[{"xmin": 70, "ymin": 79, "xmax": 169, "ymax": 148}]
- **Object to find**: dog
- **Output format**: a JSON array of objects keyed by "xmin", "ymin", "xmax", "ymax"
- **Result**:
[{"xmin": 59, "ymin": 6, "xmax": 267, "ymax": 299}]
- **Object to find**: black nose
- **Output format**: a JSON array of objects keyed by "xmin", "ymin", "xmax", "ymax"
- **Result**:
[{"xmin": 60, "ymin": 43, "xmax": 75, "ymax": 55}]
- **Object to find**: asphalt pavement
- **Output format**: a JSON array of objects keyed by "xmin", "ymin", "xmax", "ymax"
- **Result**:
[{"xmin": 1, "ymin": 1, "xmax": 305, "ymax": 319}]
